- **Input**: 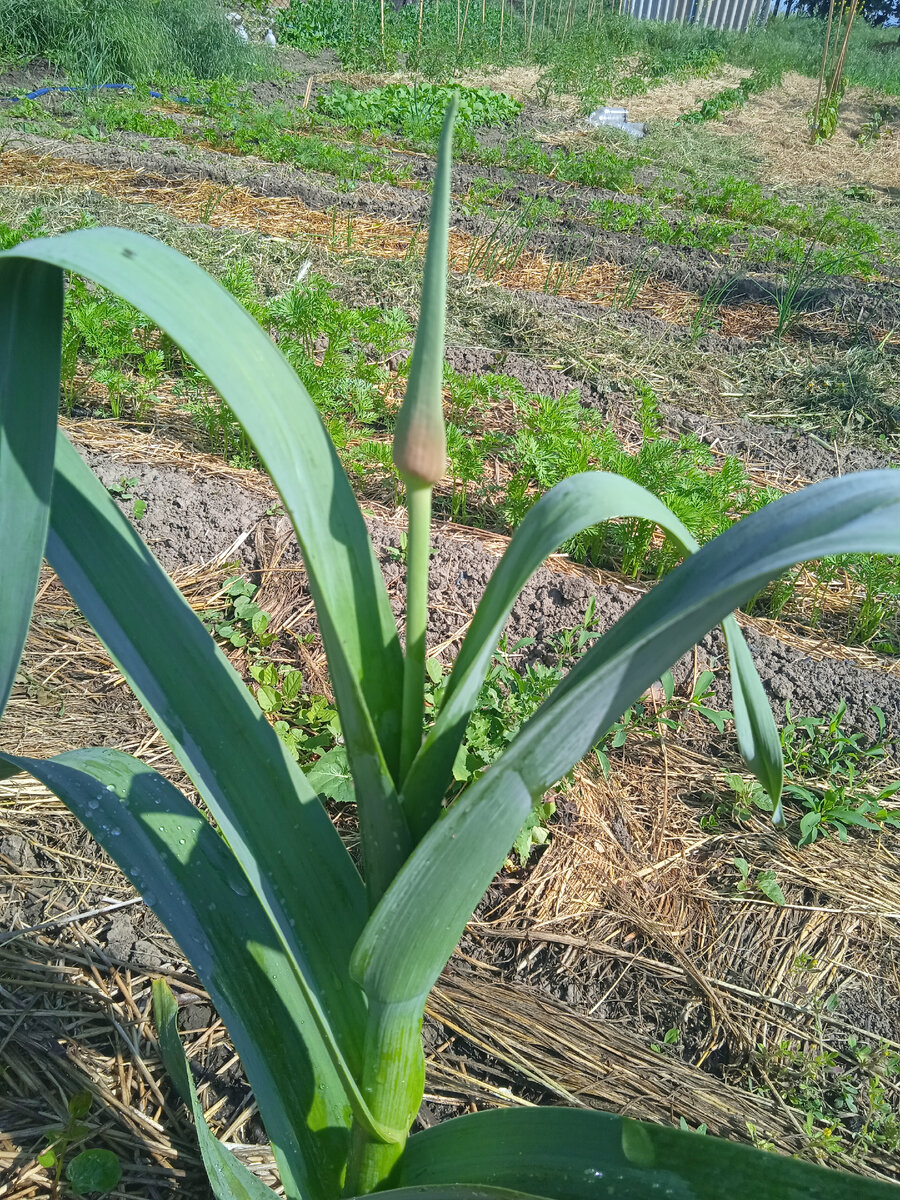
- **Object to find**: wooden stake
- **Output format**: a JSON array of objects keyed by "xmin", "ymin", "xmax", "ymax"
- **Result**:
[
  {"xmin": 499, "ymin": 0, "xmax": 505, "ymax": 50},
  {"xmin": 459, "ymin": 0, "xmax": 472, "ymax": 49},
  {"xmin": 812, "ymin": 0, "xmax": 836, "ymax": 136}
]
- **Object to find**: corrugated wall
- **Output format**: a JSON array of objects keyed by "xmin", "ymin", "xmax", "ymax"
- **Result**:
[{"xmin": 624, "ymin": 0, "xmax": 767, "ymax": 32}]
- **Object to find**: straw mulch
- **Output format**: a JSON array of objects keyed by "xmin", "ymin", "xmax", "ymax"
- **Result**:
[
  {"xmin": 712, "ymin": 72, "xmax": 900, "ymax": 191},
  {"xmin": 607, "ymin": 65, "xmax": 754, "ymax": 123}
]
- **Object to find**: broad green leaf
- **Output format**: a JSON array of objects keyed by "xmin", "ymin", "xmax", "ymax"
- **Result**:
[
  {"xmin": 0, "ymin": 257, "xmax": 61, "ymax": 716},
  {"xmin": 401, "ymin": 472, "xmax": 700, "ymax": 839},
  {"xmin": 1, "ymin": 232, "xmax": 407, "ymax": 897},
  {"xmin": 391, "ymin": 1107, "xmax": 900, "ymax": 1199},
  {"xmin": 355, "ymin": 472, "xmax": 900, "ymax": 1010},
  {"xmin": 154, "ymin": 980, "xmax": 281, "ymax": 1200},
  {"xmin": 306, "ymin": 746, "xmax": 354, "ymax": 805},
  {"xmin": 354, "ymin": 1190, "xmax": 550, "ymax": 1200},
  {"xmin": 46, "ymin": 434, "xmax": 369, "ymax": 1080},
  {"xmin": 0, "ymin": 748, "xmax": 351, "ymax": 1200},
  {"xmin": 66, "ymin": 1150, "xmax": 122, "ymax": 1197}
]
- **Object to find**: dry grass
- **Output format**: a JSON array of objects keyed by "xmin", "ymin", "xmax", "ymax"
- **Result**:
[
  {"xmin": 711, "ymin": 72, "xmax": 900, "ymax": 191},
  {"xmin": 609, "ymin": 64, "xmax": 754, "ymax": 123}
]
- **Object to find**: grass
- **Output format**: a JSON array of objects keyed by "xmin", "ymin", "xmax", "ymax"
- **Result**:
[{"xmin": 0, "ymin": 0, "xmax": 264, "ymax": 86}]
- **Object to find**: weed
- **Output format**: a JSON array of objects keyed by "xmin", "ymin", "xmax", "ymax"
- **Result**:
[
  {"xmin": 732, "ymin": 856, "xmax": 787, "ymax": 905},
  {"xmin": 595, "ymin": 666, "xmax": 732, "ymax": 777},
  {"xmin": 782, "ymin": 701, "xmax": 900, "ymax": 845},
  {"xmin": 203, "ymin": 576, "xmax": 277, "ymax": 651},
  {"xmin": 105, "ymin": 477, "xmax": 146, "ymax": 520},
  {"xmin": 714, "ymin": 702, "xmax": 900, "ymax": 844},
  {"xmin": 38, "ymin": 1091, "xmax": 121, "ymax": 1199},
  {"xmin": 757, "ymin": 1029, "xmax": 900, "ymax": 1160},
  {"xmin": 651, "ymin": 1027, "xmax": 681, "ymax": 1054}
]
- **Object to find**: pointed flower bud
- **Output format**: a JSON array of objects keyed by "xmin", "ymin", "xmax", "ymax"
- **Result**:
[{"xmin": 393, "ymin": 95, "xmax": 457, "ymax": 488}]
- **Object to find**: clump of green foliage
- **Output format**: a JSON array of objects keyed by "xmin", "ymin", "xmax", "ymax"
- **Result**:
[
  {"xmin": 756, "ymin": 1027, "xmax": 900, "ymax": 1162},
  {"xmin": 317, "ymin": 83, "xmax": 521, "ymax": 139},
  {"xmin": 711, "ymin": 702, "xmax": 900, "ymax": 845},
  {"xmin": 0, "ymin": 0, "xmax": 263, "ymax": 85}
]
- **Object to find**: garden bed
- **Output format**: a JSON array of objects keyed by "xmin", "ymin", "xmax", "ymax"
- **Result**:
[{"xmin": 2, "ymin": 12, "xmax": 900, "ymax": 1196}]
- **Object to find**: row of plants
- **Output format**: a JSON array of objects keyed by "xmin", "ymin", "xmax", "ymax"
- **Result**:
[
  {"xmin": 316, "ymin": 82, "xmax": 522, "ymax": 140},
  {"xmin": 4, "ymin": 82, "xmax": 892, "ymax": 287},
  {"xmin": 275, "ymin": 0, "xmax": 900, "ymax": 98},
  {"xmin": 2, "ymin": 203, "xmax": 894, "ymax": 654}
]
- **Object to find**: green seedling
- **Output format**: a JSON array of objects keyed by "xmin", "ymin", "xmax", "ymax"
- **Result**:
[
  {"xmin": 105, "ymin": 477, "xmax": 146, "ymax": 520},
  {"xmin": 38, "ymin": 1091, "xmax": 122, "ymax": 1199},
  {"xmin": 5, "ymin": 98, "xmax": 900, "ymax": 1200},
  {"xmin": 202, "ymin": 576, "xmax": 277, "ymax": 651},
  {"xmin": 651, "ymin": 1027, "xmax": 681, "ymax": 1054},
  {"xmin": 732, "ymin": 856, "xmax": 787, "ymax": 906}
]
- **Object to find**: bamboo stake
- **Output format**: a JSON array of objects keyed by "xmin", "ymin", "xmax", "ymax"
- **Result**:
[
  {"xmin": 812, "ymin": 0, "xmax": 837, "ymax": 137},
  {"xmin": 418, "ymin": 0, "xmax": 425, "ymax": 56},
  {"xmin": 499, "ymin": 0, "xmax": 505, "ymax": 50},
  {"xmin": 824, "ymin": 0, "xmax": 859, "ymax": 114},
  {"xmin": 482, "ymin": 0, "xmax": 486, "ymax": 22},
  {"xmin": 458, "ymin": 0, "xmax": 472, "ymax": 49},
  {"xmin": 380, "ymin": 0, "xmax": 386, "ymax": 59}
]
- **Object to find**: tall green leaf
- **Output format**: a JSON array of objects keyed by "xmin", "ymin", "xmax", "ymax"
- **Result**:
[
  {"xmin": 0, "ymin": 748, "xmax": 349, "ymax": 1200},
  {"xmin": 154, "ymin": 980, "xmax": 282, "ymax": 1200},
  {"xmin": 46, "ymin": 433, "xmax": 369, "ymax": 1078},
  {"xmin": 0, "ymin": 232, "xmax": 406, "ymax": 888},
  {"xmin": 354, "ymin": 472, "xmax": 900, "ymax": 1012},
  {"xmin": 0, "ymin": 258, "xmax": 61, "ymax": 716},
  {"xmin": 391, "ymin": 1107, "xmax": 900, "ymax": 1199}
]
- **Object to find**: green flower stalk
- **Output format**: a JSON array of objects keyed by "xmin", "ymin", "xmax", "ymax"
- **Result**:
[{"xmin": 393, "ymin": 95, "xmax": 457, "ymax": 784}]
